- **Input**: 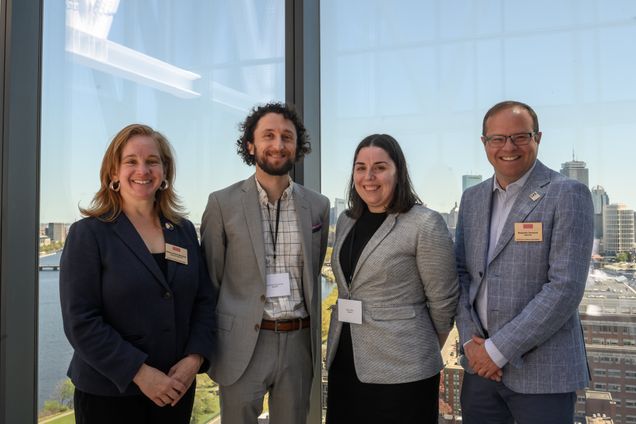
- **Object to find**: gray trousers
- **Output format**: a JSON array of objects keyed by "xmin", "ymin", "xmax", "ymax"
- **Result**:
[{"xmin": 219, "ymin": 327, "xmax": 312, "ymax": 424}]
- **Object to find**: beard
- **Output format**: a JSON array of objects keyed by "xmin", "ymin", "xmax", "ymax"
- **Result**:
[{"xmin": 254, "ymin": 149, "xmax": 295, "ymax": 176}]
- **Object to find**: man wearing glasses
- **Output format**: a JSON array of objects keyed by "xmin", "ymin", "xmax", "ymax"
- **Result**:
[{"xmin": 455, "ymin": 100, "xmax": 594, "ymax": 423}]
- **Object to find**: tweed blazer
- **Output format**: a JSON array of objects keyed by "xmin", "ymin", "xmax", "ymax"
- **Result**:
[
  {"xmin": 455, "ymin": 160, "xmax": 594, "ymax": 394},
  {"xmin": 200, "ymin": 175, "xmax": 330, "ymax": 386},
  {"xmin": 326, "ymin": 205, "xmax": 458, "ymax": 384},
  {"xmin": 60, "ymin": 214, "xmax": 215, "ymax": 396}
]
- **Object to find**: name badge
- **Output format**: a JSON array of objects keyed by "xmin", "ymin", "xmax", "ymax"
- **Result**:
[
  {"xmin": 165, "ymin": 243, "xmax": 188, "ymax": 264},
  {"xmin": 338, "ymin": 299, "xmax": 362, "ymax": 325},
  {"xmin": 514, "ymin": 222, "xmax": 543, "ymax": 242},
  {"xmin": 266, "ymin": 273, "xmax": 291, "ymax": 297}
]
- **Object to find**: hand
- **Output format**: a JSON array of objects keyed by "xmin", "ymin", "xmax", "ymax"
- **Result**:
[
  {"xmin": 465, "ymin": 336, "xmax": 503, "ymax": 382},
  {"xmin": 133, "ymin": 364, "xmax": 187, "ymax": 407},
  {"xmin": 167, "ymin": 354, "xmax": 203, "ymax": 406}
]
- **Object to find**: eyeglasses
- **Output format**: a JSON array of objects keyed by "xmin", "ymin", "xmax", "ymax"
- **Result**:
[{"xmin": 483, "ymin": 132, "xmax": 535, "ymax": 148}]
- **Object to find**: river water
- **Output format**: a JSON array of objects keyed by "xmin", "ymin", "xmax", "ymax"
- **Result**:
[{"xmin": 38, "ymin": 251, "xmax": 73, "ymax": 410}]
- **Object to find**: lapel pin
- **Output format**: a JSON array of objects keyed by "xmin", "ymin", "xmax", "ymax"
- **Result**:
[
  {"xmin": 529, "ymin": 192, "xmax": 541, "ymax": 201},
  {"xmin": 165, "ymin": 222, "xmax": 174, "ymax": 230}
]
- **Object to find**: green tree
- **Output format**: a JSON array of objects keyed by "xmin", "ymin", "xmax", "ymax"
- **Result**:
[
  {"xmin": 616, "ymin": 252, "xmax": 629, "ymax": 263},
  {"xmin": 40, "ymin": 400, "xmax": 66, "ymax": 416},
  {"xmin": 55, "ymin": 378, "xmax": 74, "ymax": 409}
]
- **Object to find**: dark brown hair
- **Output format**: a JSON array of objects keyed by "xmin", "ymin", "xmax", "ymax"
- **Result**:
[
  {"xmin": 346, "ymin": 134, "xmax": 421, "ymax": 219},
  {"xmin": 236, "ymin": 102, "xmax": 311, "ymax": 165},
  {"xmin": 482, "ymin": 100, "xmax": 539, "ymax": 135}
]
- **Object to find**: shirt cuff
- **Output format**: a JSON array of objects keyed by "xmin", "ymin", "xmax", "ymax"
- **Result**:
[{"xmin": 485, "ymin": 339, "xmax": 508, "ymax": 368}]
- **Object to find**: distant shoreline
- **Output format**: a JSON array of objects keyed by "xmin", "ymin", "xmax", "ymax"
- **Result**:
[{"xmin": 39, "ymin": 250, "xmax": 62, "ymax": 258}]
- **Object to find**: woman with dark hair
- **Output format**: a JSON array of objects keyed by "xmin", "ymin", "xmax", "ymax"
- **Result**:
[
  {"xmin": 60, "ymin": 124, "xmax": 215, "ymax": 423},
  {"xmin": 325, "ymin": 134, "xmax": 458, "ymax": 423}
]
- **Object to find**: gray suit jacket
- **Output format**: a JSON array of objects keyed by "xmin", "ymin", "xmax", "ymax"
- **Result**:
[
  {"xmin": 455, "ymin": 160, "xmax": 594, "ymax": 394},
  {"xmin": 326, "ymin": 205, "xmax": 458, "ymax": 384},
  {"xmin": 200, "ymin": 175, "xmax": 329, "ymax": 386}
]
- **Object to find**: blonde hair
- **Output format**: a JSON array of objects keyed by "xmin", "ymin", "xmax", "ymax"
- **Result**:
[{"xmin": 80, "ymin": 124, "xmax": 185, "ymax": 223}]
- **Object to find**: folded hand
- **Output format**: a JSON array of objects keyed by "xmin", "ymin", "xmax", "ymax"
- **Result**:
[
  {"xmin": 133, "ymin": 364, "xmax": 187, "ymax": 407},
  {"xmin": 167, "ymin": 354, "xmax": 204, "ymax": 406},
  {"xmin": 465, "ymin": 336, "xmax": 503, "ymax": 382}
]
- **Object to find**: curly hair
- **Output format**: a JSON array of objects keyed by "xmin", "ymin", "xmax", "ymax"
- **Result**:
[{"xmin": 236, "ymin": 102, "xmax": 311, "ymax": 165}]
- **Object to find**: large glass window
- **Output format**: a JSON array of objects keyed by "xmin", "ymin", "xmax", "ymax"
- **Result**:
[
  {"xmin": 38, "ymin": 1, "xmax": 284, "ymax": 421},
  {"xmin": 320, "ymin": 1, "xmax": 636, "ymax": 423}
]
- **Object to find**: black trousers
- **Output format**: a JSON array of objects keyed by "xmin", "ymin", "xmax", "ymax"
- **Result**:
[
  {"xmin": 73, "ymin": 383, "xmax": 196, "ymax": 424},
  {"xmin": 326, "ymin": 323, "xmax": 440, "ymax": 424}
]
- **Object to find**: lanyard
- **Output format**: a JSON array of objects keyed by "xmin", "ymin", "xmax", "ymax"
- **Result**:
[
  {"xmin": 266, "ymin": 199, "xmax": 282, "ymax": 262},
  {"xmin": 347, "ymin": 225, "xmax": 357, "ymax": 285}
]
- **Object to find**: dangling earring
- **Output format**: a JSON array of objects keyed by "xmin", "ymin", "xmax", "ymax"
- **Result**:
[
  {"xmin": 109, "ymin": 180, "xmax": 120, "ymax": 192},
  {"xmin": 159, "ymin": 180, "xmax": 169, "ymax": 191}
]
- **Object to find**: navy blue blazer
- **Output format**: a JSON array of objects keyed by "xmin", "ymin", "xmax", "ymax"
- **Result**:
[{"xmin": 60, "ymin": 213, "xmax": 215, "ymax": 396}]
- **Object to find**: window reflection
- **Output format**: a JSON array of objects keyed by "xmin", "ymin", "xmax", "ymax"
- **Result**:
[
  {"xmin": 321, "ymin": 1, "xmax": 636, "ymax": 423},
  {"xmin": 39, "ymin": 0, "xmax": 284, "ymax": 421}
]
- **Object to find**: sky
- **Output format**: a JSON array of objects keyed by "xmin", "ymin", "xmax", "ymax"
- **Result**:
[{"xmin": 40, "ymin": 0, "xmax": 636, "ymax": 223}]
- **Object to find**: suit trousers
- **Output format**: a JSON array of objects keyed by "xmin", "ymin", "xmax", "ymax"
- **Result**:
[
  {"xmin": 460, "ymin": 373, "xmax": 576, "ymax": 424},
  {"xmin": 73, "ymin": 383, "xmax": 195, "ymax": 424},
  {"xmin": 219, "ymin": 327, "xmax": 312, "ymax": 424}
]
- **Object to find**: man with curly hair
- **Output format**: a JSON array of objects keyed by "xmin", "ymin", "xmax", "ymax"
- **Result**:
[{"xmin": 201, "ymin": 102, "xmax": 330, "ymax": 423}]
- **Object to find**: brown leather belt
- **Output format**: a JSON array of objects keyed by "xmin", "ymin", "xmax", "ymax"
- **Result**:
[{"xmin": 261, "ymin": 317, "xmax": 310, "ymax": 332}]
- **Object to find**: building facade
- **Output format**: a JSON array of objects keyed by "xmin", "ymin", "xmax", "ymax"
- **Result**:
[
  {"xmin": 561, "ymin": 159, "xmax": 590, "ymax": 187},
  {"xmin": 603, "ymin": 204, "xmax": 635, "ymax": 255}
]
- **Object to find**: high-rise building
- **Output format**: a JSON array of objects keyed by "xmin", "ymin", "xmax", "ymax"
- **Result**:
[
  {"xmin": 447, "ymin": 202, "xmax": 459, "ymax": 235},
  {"xmin": 561, "ymin": 158, "xmax": 589, "ymax": 187},
  {"xmin": 577, "ymin": 273, "xmax": 636, "ymax": 424},
  {"xmin": 46, "ymin": 223, "xmax": 67, "ymax": 243},
  {"xmin": 602, "ymin": 204, "xmax": 635, "ymax": 255},
  {"xmin": 329, "ymin": 198, "xmax": 347, "ymax": 226},
  {"xmin": 334, "ymin": 198, "xmax": 346, "ymax": 222},
  {"xmin": 462, "ymin": 174, "xmax": 482, "ymax": 192},
  {"xmin": 591, "ymin": 186, "xmax": 610, "ymax": 238}
]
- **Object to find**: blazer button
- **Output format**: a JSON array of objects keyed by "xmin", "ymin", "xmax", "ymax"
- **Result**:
[
  {"xmin": 260, "ymin": 295, "xmax": 266, "ymax": 302},
  {"xmin": 254, "ymin": 323, "xmax": 260, "ymax": 331},
  {"xmin": 163, "ymin": 291, "xmax": 172, "ymax": 299}
]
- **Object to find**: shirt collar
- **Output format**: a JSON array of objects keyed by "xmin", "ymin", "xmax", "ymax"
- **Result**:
[
  {"xmin": 255, "ymin": 175, "xmax": 294, "ymax": 206},
  {"xmin": 492, "ymin": 161, "xmax": 537, "ymax": 194}
]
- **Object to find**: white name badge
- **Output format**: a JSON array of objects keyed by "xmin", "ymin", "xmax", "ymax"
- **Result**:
[
  {"xmin": 266, "ymin": 273, "xmax": 291, "ymax": 298},
  {"xmin": 338, "ymin": 299, "xmax": 362, "ymax": 325},
  {"xmin": 165, "ymin": 243, "xmax": 188, "ymax": 265}
]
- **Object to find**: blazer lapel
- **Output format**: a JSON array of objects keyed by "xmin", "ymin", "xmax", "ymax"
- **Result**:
[
  {"xmin": 293, "ymin": 187, "xmax": 314, "ymax": 306},
  {"xmin": 111, "ymin": 213, "xmax": 169, "ymax": 290},
  {"xmin": 331, "ymin": 214, "xmax": 355, "ymax": 298},
  {"xmin": 488, "ymin": 161, "xmax": 551, "ymax": 264},
  {"xmin": 350, "ymin": 213, "xmax": 397, "ymax": 289},
  {"xmin": 469, "ymin": 181, "xmax": 494, "ymax": 304},
  {"xmin": 160, "ymin": 216, "xmax": 179, "ymax": 286},
  {"xmin": 241, "ymin": 176, "xmax": 267, "ymax": 284}
]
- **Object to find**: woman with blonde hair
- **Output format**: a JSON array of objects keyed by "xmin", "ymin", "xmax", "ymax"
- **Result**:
[{"xmin": 60, "ymin": 124, "xmax": 214, "ymax": 423}]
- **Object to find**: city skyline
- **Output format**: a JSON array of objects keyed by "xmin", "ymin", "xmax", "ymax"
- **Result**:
[
  {"xmin": 39, "ymin": 1, "xmax": 636, "ymax": 224},
  {"xmin": 40, "ymin": 151, "xmax": 636, "ymax": 227}
]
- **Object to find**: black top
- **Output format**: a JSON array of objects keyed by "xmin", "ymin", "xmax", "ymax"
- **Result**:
[
  {"xmin": 152, "ymin": 252, "xmax": 168, "ymax": 277},
  {"xmin": 339, "ymin": 208, "xmax": 387, "ymax": 285}
]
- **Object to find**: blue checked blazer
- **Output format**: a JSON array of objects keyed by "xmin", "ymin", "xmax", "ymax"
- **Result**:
[{"xmin": 455, "ymin": 160, "xmax": 594, "ymax": 394}]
